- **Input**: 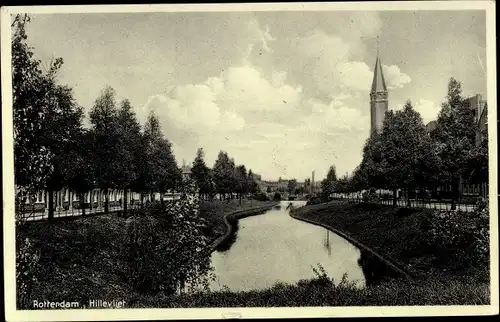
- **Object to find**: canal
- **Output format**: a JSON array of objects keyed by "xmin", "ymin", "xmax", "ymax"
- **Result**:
[{"xmin": 209, "ymin": 200, "xmax": 366, "ymax": 292}]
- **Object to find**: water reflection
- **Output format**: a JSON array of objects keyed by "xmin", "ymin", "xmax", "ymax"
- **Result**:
[
  {"xmin": 209, "ymin": 200, "xmax": 366, "ymax": 292},
  {"xmin": 324, "ymin": 230, "xmax": 332, "ymax": 256}
]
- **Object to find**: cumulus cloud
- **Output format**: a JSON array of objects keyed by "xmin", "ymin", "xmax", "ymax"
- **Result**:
[
  {"xmin": 279, "ymin": 28, "xmax": 411, "ymax": 99},
  {"xmin": 244, "ymin": 19, "xmax": 276, "ymax": 58},
  {"xmin": 414, "ymin": 99, "xmax": 440, "ymax": 123},
  {"xmin": 139, "ymin": 16, "xmax": 396, "ymax": 180},
  {"xmin": 383, "ymin": 65, "xmax": 412, "ymax": 89}
]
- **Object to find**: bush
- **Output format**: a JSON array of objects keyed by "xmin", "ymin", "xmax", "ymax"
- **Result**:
[
  {"xmin": 273, "ymin": 192, "xmax": 282, "ymax": 201},
  {"xmin": 422, "ymin": 200, "xmax": 489, "ymax": 271},
  {"xmin": 306, "ymin": 195, "xmax": 326, "ymax": 205},
  {"xmin": 122, "ymin": 214, "xmax": 162, "ymax": 293},
  {"xmin": 252, "ymin": 192, "xmax": 269, "ymax": 201},
  {"xmin": 122, "ymin": 181, "xmax": 214, "ymax": 295},
  {"xmin": 15, "ymin": 189, "xmax": 42, "ymax": 309}
]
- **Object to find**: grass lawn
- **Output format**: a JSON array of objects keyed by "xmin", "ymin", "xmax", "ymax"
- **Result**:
[{"xmin": 290, "ymin": 201, "xmax": 490, "ymax": 304}]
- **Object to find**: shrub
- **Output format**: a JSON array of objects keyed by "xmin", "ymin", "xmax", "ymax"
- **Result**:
[
  {"xmin": 252, "ymin": 192, "xmax": 269, "ymax": 201},
  {"xmin": 122, "ymin": 214, "xmax": 161, "ymax": 293},
  {"xmin": 273, "ymin": 192, "xmax": 281, "ymax": 201},
  {"xmin": 15, "ymin": 188, "xmax": 42, "ymax": 309},
  {"xmin": 305, "ymin": 194, "xmax": 328, "ymax": 205},
  {"xmin": 422, "ymin": 200, "xmax": 489, "ymax": 271},
  {"xmin": 122, "ymin": 180, "xmax": 214, "ymax": 295}
]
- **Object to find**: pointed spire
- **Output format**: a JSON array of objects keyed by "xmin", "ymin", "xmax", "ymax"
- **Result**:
[{"xmin": 371, "ymin": 46, "xmax": 387, "ymax": 93}]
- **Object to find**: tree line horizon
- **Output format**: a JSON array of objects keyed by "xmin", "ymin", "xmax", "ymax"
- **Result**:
[
  {"xmin": 12, "ymin": 15, "xmax": 267, "ymax": 220},
  {"xmin": 12, "ymin": 14, "xmax": 488, "ymax": 219}
]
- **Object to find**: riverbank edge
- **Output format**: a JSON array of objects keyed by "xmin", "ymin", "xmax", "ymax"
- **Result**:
[
  {"xmin": 208, "ymin": 202, "xmax": 279, "ymax": 253},
  {"xmin": 289, "ymin": 204, "xmax": 414, "ymax": 281}
]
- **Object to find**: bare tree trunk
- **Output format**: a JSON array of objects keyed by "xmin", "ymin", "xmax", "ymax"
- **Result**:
[
  {"xmin": 104, "ymin": 188, "xmax": 109, "ymax": 214},
  {"xmin": 48, "ymin": 190, "xmax": 54, "ymax": 220},
  {"xmin": 451, "ymin": 177, "xmax": 459, "ymax": 211},
  {"xmin": 80, "ymin": 192, "xmax": 86, "ymax": 216},
  {"xmin": 123, "ymin": 188, "xmax": 128, "ymax": 216},
  {"xmin": 392, "ymin": 189, "xmax": 397, "ymax": 207}
]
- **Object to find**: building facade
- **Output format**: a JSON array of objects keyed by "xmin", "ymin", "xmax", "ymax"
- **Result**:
[
  {"xmin": 370, "ymin": 52, "xmax": 389, "ymax": 133},
  {"xmin": 466, "ymin": 94, "xmax": 488, "ymax": 145}
]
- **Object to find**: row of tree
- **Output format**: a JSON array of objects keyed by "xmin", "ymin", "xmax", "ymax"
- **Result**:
[
  {"xmin": 13, "ymin": 15, "xmax": 261, "ymax": 220},
  {"xmin": 191, "ymin": 148, "xmax": 260, "ymax": 202},
  {"xmin": 320, "ymin": 78, "xmax": 488, "ymax": 209}
]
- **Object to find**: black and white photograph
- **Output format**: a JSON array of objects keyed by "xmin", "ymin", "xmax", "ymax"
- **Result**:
[{"xmin": 1, "ymin": 1, "xmax": 497, "ymax": 320}]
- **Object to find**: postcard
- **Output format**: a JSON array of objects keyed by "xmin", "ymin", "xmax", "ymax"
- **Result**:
[{"xmin": 1, "ymin": 1, "xmax": 497, "ymax": 321}]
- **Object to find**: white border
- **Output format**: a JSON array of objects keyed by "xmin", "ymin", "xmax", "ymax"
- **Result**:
[{"xmin": 2, "ymin": 2, "xmax": 498, "ymax": 321}]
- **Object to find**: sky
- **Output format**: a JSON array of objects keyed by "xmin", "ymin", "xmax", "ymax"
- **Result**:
[{"xmin": 21, "ymin": 10, "xmax": 487, "ymax": 181}]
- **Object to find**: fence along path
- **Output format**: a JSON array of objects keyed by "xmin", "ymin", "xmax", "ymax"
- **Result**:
[
  {"xmin": 329, "ymin": 195, "xmax": 476, "ymax": 212},
  {"xmin": 18, "ymin": 197, "xmax": 180, "ymax": 222}
]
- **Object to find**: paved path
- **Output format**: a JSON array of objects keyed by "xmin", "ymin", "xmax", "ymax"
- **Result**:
[{"xmin": 20, "ymin": 205, "xmax": 137, "ymax": 221}]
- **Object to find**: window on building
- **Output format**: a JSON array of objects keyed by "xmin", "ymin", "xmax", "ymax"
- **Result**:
[{"xmin": 38, "ymin": 191, "xmax": 43, "ymax": 203}]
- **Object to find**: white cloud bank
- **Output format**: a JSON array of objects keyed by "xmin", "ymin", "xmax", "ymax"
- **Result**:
[
  {"xmin": 138, "ymin": 16, "xmax": 409, "ymax": 180},
  {"xmin": 414, "ymin": 99, "xmax": 440, "ymax": 124}
]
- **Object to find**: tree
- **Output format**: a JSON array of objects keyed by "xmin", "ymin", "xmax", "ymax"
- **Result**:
[
  {"xmin": 125, "ymin": 179, "xmax": 213, "ymax": 295},
  {"xmin": 12, "ymin": 14, "xmax": 54, "ymax": 192},
  {"xmin": 43, "ymin": 84, "xmax": 85, "ymax": 219},
  {"xmin": 140, "ymin": 112, "xmax": 181, "ymax": 206},
  {"xmin": 377, "ymin": 101, "xmax": 438, "ymax": 206},
  {"xmin": 65, "ymin": 129, "xmax": 96, "ymax": 215},
  {"xmin": 248, "ymin": 169, "xmax": 259, "ymax": 194},
  {"xmin": 161, "ymin": 179, "xmax": 213, "ymax": 294},
  {"xmin": 288, "ymin": 179, "xmax": 298, "ymax": 195},
  {"xmin": 304, "ymin": 178, "xmax": 311, "ymax": 194},
  {"xmin": 357, "ymin": 130, "xmax": 386, "ymax": 191},
  {"xmin": 191, "ymin": 148, "xmax": 212, "ymax": 200},
  {"xmin": 12, "ymin": 14, "xmax": 50, "ymax": 307},
  {"xmin": 116, "ymin": 99, "xmax": 142, "ymax": 214},
  {"xmin": 235, "ymin": 165, "xmax": 248, "ymax": 204},
  {"xmin": 321, "ymin": 166, "xmax": 338, "ymax": 198},
  {"xmin": 156, "ymin": 138, "xmax": 182, "ymax": 205},
  {"xmin": 89, "ymin": 86, "xmax": 122, "ymax": 213},
  {"xmin": 431, "ymin": 78, "xmax": 476, "ymax": 209},
  {"xmin": 213, "ymin": 151, "xmax": 237, "ymax": 200}
]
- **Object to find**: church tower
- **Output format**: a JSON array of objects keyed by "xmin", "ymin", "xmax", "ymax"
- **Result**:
[{"xmin": 370, "ymin": 51, "xmax": 388, "ymax": 133}]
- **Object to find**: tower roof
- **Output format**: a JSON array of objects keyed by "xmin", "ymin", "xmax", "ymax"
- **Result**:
[{"xmin": 371, "ymin": 54, "xmax": 387, "ymax": 93}]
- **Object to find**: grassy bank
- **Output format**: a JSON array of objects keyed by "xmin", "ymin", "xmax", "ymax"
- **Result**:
[
  {"xmin": 129, "ymin": 275, "xmax": 489, "ymax": 307},
  {"xmin": 291, "ymin": 202, "xmax": 489, "ymax": 280},
  {"xmin": 288, "ymin": 201, "xmax": 490, "ymax": 305},
  {"xmin": 17, "ymin": 199, "xmax": 275, "ymax": 309},
  {"xmin": 199, "ymin": 199, "xmax": 278, "ymax": 244}
]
